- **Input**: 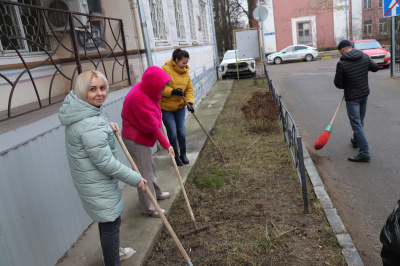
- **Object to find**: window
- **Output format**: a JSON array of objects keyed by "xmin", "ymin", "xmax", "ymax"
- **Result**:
[
  {"xmin": 187, "ymin": 0, "xmax": 197, "ymax": 43},
  {"xmin": 0, "ymin": 0, "xmax": 51, "ymax": 54},
  {"xmin": 363, "ymin": 0, "xmax": 372, "ymax": 9},
  {"xmin": 295, "ymin": 46, "xmax": 308, "ymax": 50},
  {"xmin": 282, "ymin": 46, "xmax": 294, "ymax": 52},
  {"xmin": 298, "ymin": 22, "xmax": 310, "ymax": 44},
  {"xmin": 199, "ymin": 1, "xmax": 209, "ymax": 42},
  {"xmin": 173, "ymin": 0, "xmax": 186, "ymax": 42},
  {"xmin": 379, "ymin": 0, "xmax": 383, "ymax": 8},
  {"xmin": 379, "ymin": 18, "xmax": 388, "ymax": 35},
  {"xmin": 148, "ymin": 0, "xmax": 168, "ymax": 43},
  {"xmin": 364, "ymin": 20, "xmax": 373, "ymax": 36}
]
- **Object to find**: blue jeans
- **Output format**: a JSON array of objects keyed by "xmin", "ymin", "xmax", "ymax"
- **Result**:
[
  {"xmin": 162, "ymin": 108, "xmax": 186, "ymax": 151},
  {"xmin": 99, "ymin": 216, "xmax": 121, "ymax": 266},
  {"xmin": 346, "ymin": 96, "xmax": 369, "ymax": 157}
]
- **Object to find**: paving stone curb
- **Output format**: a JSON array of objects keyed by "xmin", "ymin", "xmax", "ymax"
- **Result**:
[{"xmin": 302, "ymin": 148, "xmax": 364, "ymax": 266}]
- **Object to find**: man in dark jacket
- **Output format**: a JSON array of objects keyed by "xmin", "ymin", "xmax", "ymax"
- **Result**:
[{"xmin": 334, "ymin": 39, "xmax": 379, "ymax": 162}]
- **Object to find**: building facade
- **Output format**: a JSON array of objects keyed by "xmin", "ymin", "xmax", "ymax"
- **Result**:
[
  {"xmin": 0, "ymin": 0, "xmax": 217, "ymax": 265},
  {"xmin": 258, "ymin": 0, "xmax": 390, "ymax": 53}
]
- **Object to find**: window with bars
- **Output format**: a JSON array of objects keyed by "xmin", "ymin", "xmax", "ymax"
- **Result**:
[
  {"xmin": 0, "ymin": 0, "xmax": 51, "ymax": 54},
  {"xmin": 298, "ymin": 22, "xmax": 310, "ymax": 44},
  {"xmin": 148, "ymin": 0, "xmax": 168, "ymax": 43},
  {"xmin": 364, "ymin": 20, "xmax": 373, "ymax": 36},
  {"xmin": 173, "ymin": 0, "xmax": 186, "ymax": 42},
  {"xmin": 363, "ymin": 0, "xmax": 372, "ymax": 9},
  {"xmin": 199, "ymin": 1, "xmax": 208, "ymax": 42},
  {"xmin": 379, "ymin": 18, "xmax": 388, "ymax": 34},
  {"xmin": 187, "ymin": 0, "xmax": 197, "ymax": 43}
]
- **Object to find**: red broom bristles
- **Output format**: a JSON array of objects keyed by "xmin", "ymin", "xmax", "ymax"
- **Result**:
[
  {"xmin": 314, "ymin": 96, "xmax": 344, "ymax": 150},
  {"xmin": 314, "ymin": 128, "xmax": 331, "ymax": 150}
]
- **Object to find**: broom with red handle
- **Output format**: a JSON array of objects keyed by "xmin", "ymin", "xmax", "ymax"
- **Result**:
[{"xmin": 314, "ymin": 95, "xmax": 345, "ymax": 150}]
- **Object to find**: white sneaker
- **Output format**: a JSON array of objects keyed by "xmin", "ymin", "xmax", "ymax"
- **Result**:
[
  {"xmin": 119, "ymin": 247, "xmax": 135, "ymax": 261},
  {"xmin": 142, "ymin": 208, "xmax": 166, "ymax": 218},
  {"xmin": 157, "ymin": 192, "xmax": 171, "ymax": 200},
  {"xmin": 102, "ymin": 247, "xmax": 136, "ymax": 262}
]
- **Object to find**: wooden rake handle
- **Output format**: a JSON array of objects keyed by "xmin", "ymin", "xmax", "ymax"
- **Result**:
[
  {"xmin": 182, "ymin": 96, "xmax": 226, "ymax": 162},
  {"xmin": 161, "ymin": 123, "xmax": 196, "ymax": 223},
  {"xmin": 330, "ymin": 95, "xmax": 345, "ymax": 125},
  {"xmin": 113, "ymin": 131, "xmax": 192, "ymax": 264}
]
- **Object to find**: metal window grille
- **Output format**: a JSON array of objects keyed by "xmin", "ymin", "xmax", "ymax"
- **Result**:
[
  {"xmin": 199, "ymin": 1, "xmax": 208, "ymax": 41},
  {"xmin": 364, "ymin": 20, "xmax": 373, "ymax": 36},
  {"xmin": 0, "ymin": 0, "xmax": 51, "ymax": 54},
  {"xmin": 173, "ymin": 0, "xmax": 186, "ymax": 41},
  {"xmin": 149, "ymin": 0, "xmax": 167, "ymax": 42},
  {"xmin": 187, "ymin": 0, "xmax": 196, "ymax": 42},
  {"xmin": 363, "ymin": 0, "xmax": 372, "ymax": 9},
  {"xmin": 298, "ymin": 22, "xmax": 310, "ymax": 44}
]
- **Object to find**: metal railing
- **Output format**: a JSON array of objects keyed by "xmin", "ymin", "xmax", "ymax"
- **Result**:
[
  {"xmin": 264, "ymin": 62, "xmax": 309, "ymax": 213},
  {"xmin": 0, "ymin": 0, "xmax": 130, "ymax": 121}
]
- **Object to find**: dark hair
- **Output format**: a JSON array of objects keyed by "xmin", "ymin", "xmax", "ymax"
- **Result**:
[{"xmin": 172, "ymin": 48, "xmax": 189, "ymax": 62}]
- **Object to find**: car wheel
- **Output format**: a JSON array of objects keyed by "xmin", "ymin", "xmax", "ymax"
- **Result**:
[
  {"xmin": 305, "ymin": 54, "xmax": 313, "ymax": 62},
  {"xmin": 383, "ymin": 65, "xmax": 390, "ymax": 69},
  {"xmin": 274, "ymin": 57, "xmax": 282, "ymax": 64}
]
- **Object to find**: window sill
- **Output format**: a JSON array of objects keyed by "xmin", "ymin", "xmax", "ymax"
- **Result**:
[{"xmin": 155, "ymin": 40, "xmax": 171, "ymax": 47}]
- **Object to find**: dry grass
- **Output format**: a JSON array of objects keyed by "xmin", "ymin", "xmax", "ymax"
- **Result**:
[{"xmin": 144, "ymin": 78, "xmax": 345, "ymax": 266}]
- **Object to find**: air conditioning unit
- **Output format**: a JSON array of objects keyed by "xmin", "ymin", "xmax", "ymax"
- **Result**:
[{"xmin": 41, "ymin": 0, "xmax": 89, "ymax": 32}]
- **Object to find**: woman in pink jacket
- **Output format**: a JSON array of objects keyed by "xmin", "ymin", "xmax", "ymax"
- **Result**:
[{"xmin": 121, "ymin": 66, "xmax": 174, "ymax": 217}]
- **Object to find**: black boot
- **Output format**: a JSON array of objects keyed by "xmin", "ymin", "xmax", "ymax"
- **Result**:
[
  {"xmin": 174, "ymin": 150, "xmax": 183, "ymax": 166},
  {"xmin": 180, "ymin": 148, "xmax": 189, "ymax": 164}
]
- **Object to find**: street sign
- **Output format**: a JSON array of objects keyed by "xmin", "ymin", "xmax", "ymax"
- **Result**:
[
  {"xmin": 383, "ymin": 0, "xmax": 400, "ymax": 17},
  {"xmin": 253, "ymin": 6, "xmax": 268, "ymax": 22}
]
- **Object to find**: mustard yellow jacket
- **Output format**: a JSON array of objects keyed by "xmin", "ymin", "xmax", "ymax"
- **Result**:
[{"xmin": 160, "ymin": 59, "xmax": 194, "ymax": 112}]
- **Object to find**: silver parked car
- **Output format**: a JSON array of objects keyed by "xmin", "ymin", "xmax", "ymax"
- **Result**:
[
  {"xmin": 267, "ymin": 45, "xmax": 319, "ymax": 64},
  {"xmin": 220, "ymin": 50, "xmax": 256, "ymax": 79}
]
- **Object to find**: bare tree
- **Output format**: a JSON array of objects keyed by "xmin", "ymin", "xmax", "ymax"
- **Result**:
[{"xmin": 213, "ymin": 0, "xmax": 244, "ymax": 57}]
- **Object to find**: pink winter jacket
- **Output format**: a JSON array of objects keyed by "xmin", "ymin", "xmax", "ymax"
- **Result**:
[{"xmin": 121, "ymin": 66, "xmax": 171, "ymax": 149}]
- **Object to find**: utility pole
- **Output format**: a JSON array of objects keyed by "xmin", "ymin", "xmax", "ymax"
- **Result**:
[{"xmin": 345, "ymin": 0, "xmax": 349, "ymax": 40}]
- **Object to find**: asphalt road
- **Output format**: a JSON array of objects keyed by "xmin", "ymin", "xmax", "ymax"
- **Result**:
[{"xmin": 266, "ymin": 58, "xmax": 400, "ymax": 266}]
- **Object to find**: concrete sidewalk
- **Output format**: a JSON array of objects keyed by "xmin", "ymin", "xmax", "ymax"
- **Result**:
[{"xmin": 56, "ymin": 80, "xmax": 234, "ymax": 266}]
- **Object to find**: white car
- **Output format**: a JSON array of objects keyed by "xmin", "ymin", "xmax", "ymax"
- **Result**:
[
  {"xmin": 267, "ymin": 45, "xmax": 319, "ymax": 64},
  {"xmin": 220, "ymin": 50, "xmax": 256, "ymax": 79}
]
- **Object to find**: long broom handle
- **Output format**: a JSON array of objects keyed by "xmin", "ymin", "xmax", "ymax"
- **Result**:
[
  {"xmin": 161, "ymin": 123, "xmax": 196, "ymax": 223},
  {"xmin": 330, "ymin": 95, "xmax": 345, "ymax": 125},
  {"xmin": 114, "ymin": 131, "xmax": 192, "ymax": 265},
  {"xmin": 182, "ymin": 96, "xmax": 226, "ymax": 162}
]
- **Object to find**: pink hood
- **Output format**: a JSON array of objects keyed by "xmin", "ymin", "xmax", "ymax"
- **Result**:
[{"xmin": 121, "ymin": 66, "xmax": 171, "ymax": 147}]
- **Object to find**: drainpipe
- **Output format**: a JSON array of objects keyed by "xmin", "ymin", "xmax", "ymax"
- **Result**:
[
  {"xmin": 209, "ymin": 0, "xmax": 220, "ymax": 77},
  {"xmin": 129, "ymin": 0, "xmax": 145, "ymax": 74},
  {"xmin": 137, "ymin": 0, "xmax": 153, "ymax": 67}
]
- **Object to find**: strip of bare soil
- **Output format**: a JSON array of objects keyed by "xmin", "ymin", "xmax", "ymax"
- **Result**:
[{"xmin": 145, "ymin": 78, "xmax": 345, "ymax": 265}]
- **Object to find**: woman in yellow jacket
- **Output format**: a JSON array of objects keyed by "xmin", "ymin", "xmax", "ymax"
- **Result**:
[{"xmin": 160, "ymin": 48, "xmax": 195, "ymax": 166}]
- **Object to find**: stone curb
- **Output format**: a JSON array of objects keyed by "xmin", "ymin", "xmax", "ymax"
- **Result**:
[
  {"xmin": 302, "ymin": 147, "xmax": 364, "ymax": 266},
  {"xmin": 317, "ymin": 51, "xmax": 340, "ymax": 60}
]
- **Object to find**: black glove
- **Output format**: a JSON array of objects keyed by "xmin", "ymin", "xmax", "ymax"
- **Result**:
[
  {"xmin": 171, "ymin": 88, "xmax": 184, "ymax": 96},
  {"xmin": 187, "ymin": 103, "xmax": 195, "ymax": 113}
]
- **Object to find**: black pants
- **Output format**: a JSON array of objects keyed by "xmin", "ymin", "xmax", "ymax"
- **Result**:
[{"xmin": 98, "ymin": 216, "xmax": 121, "ymax": 266}]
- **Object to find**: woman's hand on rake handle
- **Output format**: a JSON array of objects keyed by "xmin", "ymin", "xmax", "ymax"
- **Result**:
[
  {"xmin": 136, "ymin": 177, "xmax": 147, "ymax": 192},
  {"xmin": 167, "ymin": 146, "xmax": 175, "ymax": 157},
  {"xmin": 187, "ymin": 103, "xmax": 195, "ymax": 113}
]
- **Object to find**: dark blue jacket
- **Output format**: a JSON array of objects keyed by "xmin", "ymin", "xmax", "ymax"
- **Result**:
[{"xmin": 334, "ymin": 49, "xmax": 379, "ymax": 101}]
